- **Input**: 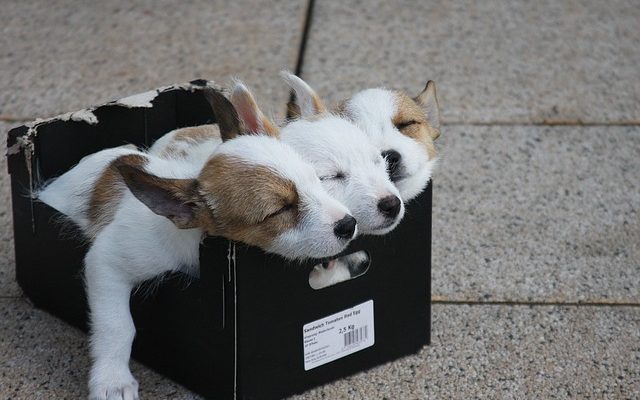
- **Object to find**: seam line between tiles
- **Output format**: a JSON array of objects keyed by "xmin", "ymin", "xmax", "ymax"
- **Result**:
[
  {"xmin": 284, "ymin": 0, "xmax": 315, "ymax": 117},
  {"xmin": 432, "ymin": 299, "xmax": 640, "ymax": 307},
  {"xmin": 293, "ymin": 0, "xmax": 315, "ymax": 77},
  {"xmin": 443, "ymin": 121, "xmax": 640, "ymax": 127}
]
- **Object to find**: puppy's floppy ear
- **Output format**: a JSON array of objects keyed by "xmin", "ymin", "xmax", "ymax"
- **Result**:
[
  {"xmin": 280, "ymin": 71, "xmax": 327, "ymax": 118},
  {"xmin": 414, "ymin": 81, "xmax": 441, "ymax": 140},
  {"xmin": 202, "ymin": 88, "xmax": 243, "ymax": 142},
  {"xmin": 117, "ymin": 164, "xmax": 202, "ymax": 229},
  {"xmin": 229, "ymin": 80, "xmax": 279, "ymax": 138}
]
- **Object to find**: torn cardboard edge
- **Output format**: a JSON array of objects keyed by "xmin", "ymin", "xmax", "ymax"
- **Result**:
[{"xmin": 5, "ymin": 80, "xmax": 221, "ymax": 159}]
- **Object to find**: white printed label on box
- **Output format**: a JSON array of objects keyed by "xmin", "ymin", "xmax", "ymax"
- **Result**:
[{"xmin": 302, "ymin": 300, "xmax": 375, "ymax": 371}]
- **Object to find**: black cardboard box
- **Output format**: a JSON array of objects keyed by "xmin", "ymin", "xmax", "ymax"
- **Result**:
[{"xmin": 6, "ymin": 81, "xmax": 431, "ymax": 400}]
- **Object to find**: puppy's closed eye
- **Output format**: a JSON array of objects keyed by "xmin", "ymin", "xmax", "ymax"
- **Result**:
[
  {"xmin": 266, "ymin": 203, "xmax": 295, "ymax": 219},
  {"xmin": 320, "ymin": 172, "xmax": 346, "ymax": 181},
  {"xmin": 394, "ymin": 120, "xmax": 419, "ymax": 130}
]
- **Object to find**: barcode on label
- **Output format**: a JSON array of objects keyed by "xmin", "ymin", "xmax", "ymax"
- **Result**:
[{"xmin": 344, "ymin": 326, "xmax": 368, "ymax": 347}]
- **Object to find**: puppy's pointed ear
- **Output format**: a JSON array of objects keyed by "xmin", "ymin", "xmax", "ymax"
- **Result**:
[
  {"xmin": 414, "ymin": 81, "xmax": 441, "ymax": 140},
  {"xmin": 202, "ymin": 88, "xmax": 243, "ymax": 142},
  {"xmin": 286, "ymin": 92, "xmax": 302, "ymax": 120},
  {"xmin": 229, "ymin": 81, "xmax": 279, "ymax": 138},
  {"xmin": 280, "ymin": 71, "xmax": 327, "ymax": 118},
  {"xmin": 117, "ymin": 164, "xmax": 202, "ymax": 229}
]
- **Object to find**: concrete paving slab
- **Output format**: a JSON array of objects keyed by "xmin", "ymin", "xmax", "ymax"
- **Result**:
[
  {"xmin": 0, "ymin": 122, "xmax": 20, "ymax": 297},
  {"xmin": 0, "ymin": 298, "xmax": 201, "ymax": 399},
  {"xmin": 302, "ymin": 0, "xmax": 640, "ymax": 124},
  {"xmin": 0, "ymin": 0, "xmax": 306, "ymax": 121},
  {"xmin": 2, "ymin": 298, "xmax": 638, "ymax": 399},
  {"xmin": 432, "ymin": 125, "xmax": 640, "ymax": 302}
]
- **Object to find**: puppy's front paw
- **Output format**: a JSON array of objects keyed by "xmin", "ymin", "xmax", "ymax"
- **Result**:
[{"xmin": 89, "ymin": 366, "xmax": 139, "ymax": 400}]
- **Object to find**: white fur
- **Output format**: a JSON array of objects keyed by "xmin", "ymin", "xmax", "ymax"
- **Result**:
[
  {"xmin": 38, "ymin": 131, "xmax": 356, "ymax": 399},
  {"xmin": 281, "ymin": 116, "xmax": 404, "ymax": 235},
  {"xmin": 345, "ymin": 88, "xmax": 437, "ymax": 201},
  {"xmin": 39, "ymin": 150, "xmax": 203, "ymax": 400}
]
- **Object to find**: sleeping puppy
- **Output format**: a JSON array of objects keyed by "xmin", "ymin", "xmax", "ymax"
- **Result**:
[
  {"xmin": 338, "ymin": 82, "xmax": 440, "ymax": 201},
  {"xmin": 38, "ymin": 83, "xmax": 357, "ymax": 400}
]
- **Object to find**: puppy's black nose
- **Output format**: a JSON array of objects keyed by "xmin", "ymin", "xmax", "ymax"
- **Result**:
[
  {"xmin": 334, "ymin": 215, "xmax": 357, "ymax": 240},
  {"xmin": 378, "ymin": 195, "xmax": 401, "ymax": 218},
  {"xmin": 381, "ymin": 150, "xmax": 402, "ymax": 179}
]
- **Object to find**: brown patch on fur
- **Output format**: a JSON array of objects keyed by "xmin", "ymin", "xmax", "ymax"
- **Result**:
[
  {"xmin": 197, "ymin": 155, "xmax": 299, "ymax": 248},
  {"xmin": 333, "ymin": 100, "xmax": 348, "ymax": 118},
  {"xmin": 173, "ymin": 124, "xmax": 220, "ymax": 142},
  {"xmin": 260, "ymin": 117, "xmax": 279, "ymax": 138},
  {"xmin": 161, "ymin": 125, "xmax": 220, "ymax": 158},
  {"xmin": 414, "ymin": 81, "xmax": 440, "ymax": 140},
  {"xmin": 392, "ymin": 92, "xmax": 438, "ymax": 160},
  {"xmin": 88, "ymin": 154, "xmax": 147, "ymax": 238},
  {"xmin": 311, "ymin": 93, "xmax": 327, "ymax": 115}
]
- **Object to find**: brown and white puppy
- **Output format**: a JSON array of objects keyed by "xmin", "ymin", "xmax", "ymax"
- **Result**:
[
  {"xmin": 38, "ymin": 83, "xmax": 357, "ymax": 400},
  {"xmin": 338, "ymin": 83, "xmax": 440, "ymax": 201}
]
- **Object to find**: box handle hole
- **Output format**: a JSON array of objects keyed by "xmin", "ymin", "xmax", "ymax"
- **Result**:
[{"xmin": 309, "ymin": 250, "xmax": 371, "ymax": 290}]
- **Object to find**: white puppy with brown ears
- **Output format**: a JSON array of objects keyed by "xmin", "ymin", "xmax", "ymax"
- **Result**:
[
  {"xmin": 280, "ymin": 72, "xmax": 405, "ymax": 236},
  {"xmin": 38, "ymin": 83, "xmax": 357, "ymax": 400},
  {"xmin": 339, "ymin": 82, "xmax": 441, "ymax": 201}
]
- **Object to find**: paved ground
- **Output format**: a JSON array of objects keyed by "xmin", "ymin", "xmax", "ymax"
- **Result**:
[{"xmin": 1, "ymin": 1, "xmax": 638, "ymax": 399}]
